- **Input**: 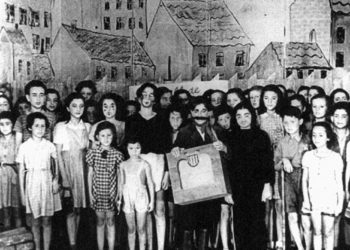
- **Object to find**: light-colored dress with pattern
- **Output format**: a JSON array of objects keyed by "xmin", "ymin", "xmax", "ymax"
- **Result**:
[
  {"xmin": 16, "ymin": 138, "xmax": 61, "ymax": 218},
  {"xmin": 0, "ymin": 134, "xmax": 19, "ymax": 208},
  {"xmin": 54, "ymin": 120, "xmax": 91, "ymax": 208}
]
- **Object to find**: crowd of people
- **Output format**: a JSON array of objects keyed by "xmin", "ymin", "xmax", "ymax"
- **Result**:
[{"xmin": 1, "ymin": 79, "xmax": 350, "ymax": 250}]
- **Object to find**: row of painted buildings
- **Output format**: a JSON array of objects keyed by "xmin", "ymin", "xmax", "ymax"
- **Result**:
[{"xmin": 1, "ymin": 0, "xmax": 350, "ymax": 92}]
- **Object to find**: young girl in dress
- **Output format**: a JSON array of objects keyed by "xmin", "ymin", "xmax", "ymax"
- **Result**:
[
  {"xmin": 54, "ymin": 93, "xmax": 91, "ymax": 250},
  {"xmin": 302, "ymin": 122, "xmax": 343, "ymax": 250},
  {"xmin": 258, "ymin": 84, "xmax": 285, "ymax": 250},
  {"xmin": 0, "ymin": 111, "xmax": 21, "ymax": 229},
  {"xmin": 17, "ymin": 112, "xmax": 61, "ymax": 250},
  {"xmin": 87, "ymin": 121, "xmax": 124, "ymax": 250},
  {"xmin": 118, "ymin": 138, "xmax": 154, "ymax": 250},
  {"xmin": 89, "ymin": 93, "xmax": 125, "ymax": 149}
]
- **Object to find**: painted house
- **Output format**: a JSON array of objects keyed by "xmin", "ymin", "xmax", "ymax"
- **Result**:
[
  {"xmin": 145, "ymin": 0, "xmax": 253, "ymax": 81},
  {"xmin": 0, "ymin": 27, "xmax": 32, "ymax": 84},
  {"xmin": 330, "ymin": 0, "xmax": 350, "ymax": 70},
  {"xmin": 245, "ymin": 42, "xmax": 332, "ymax": 80},
  {"xmin": 50, "ymin": 24, "xmax": 155, "ymax": 86}
]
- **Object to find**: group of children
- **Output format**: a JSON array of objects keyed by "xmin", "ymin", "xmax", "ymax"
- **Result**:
[{"xmin": 0, "ymin": 79, "xmax": 350, "ymax": 250}]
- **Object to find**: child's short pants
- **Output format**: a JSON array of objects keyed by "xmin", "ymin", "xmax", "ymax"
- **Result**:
[
  {"xmin": 123, "ymin": 184, "xmax": 149, "ymax": 214},
  {"xmin": 285, "ymin": 169, "xmax": 302, "ymax": 213}
]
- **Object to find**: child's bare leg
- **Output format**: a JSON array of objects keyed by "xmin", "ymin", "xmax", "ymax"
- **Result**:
[
  {"xmin": 146, "ymin": 213, "xmax": 153, "ymax": 250},
  {"xmin": 66, "ymin": 209, "xmax": 80, "ymax": 247},
  {"xmin": 42, "ymin": 216, "xmax": 52, "ymax": 250},
  {"xmin": 265, "ymin": 200, "xmax": 274, "ymax": 248},
  {"xmin": 155, "ymin": 190, "xmax": 166, "ymax": 250},
  {"xmin": 275, "ymin": 199, "xmax": 283, "ymax": 248},
  {"xmin": 3, "ymin": 208, "xmax": 11, "ymax": 228},
  {"xmin": 137, "ymin": 211, "xmax": 148, "ymax": 250},
  {"xmin": 322, "ymin": 214, "xmax": 335, "ymax": 250},
  {"xmin": 106, "ymin": 211, "xmax": 115, "ymax": 250},
  {"xmin": 302, "ymin": 214, "xmax": 312, "ymax": 250},
  {"xmin": 31, "ymin": 216, "xmax": 41, "ymax": 250},
  {"xmin": 220, "ymin": 204, "xmax": 230, "ymax": 250},
  {"xmin": 334, "ymin": 214, "xmax": 341, "ymax": 248},
  {"xmin": 288, "ymin": 212, "xmax": 304, "ymax": 250},
  {"xmin": 96, "ymin": 211, "xmax": 106, "ymax": 250},
  {"xmin": 168, "ymin": 201, "xmax": 175, "ymax": 246},
  {"xmin": 125, "ymin": 211, "xmax": 136, "ymax": 250},
  {"xmin": 311, "ymin": 212, "xmax": 322, "ymax": 250},
  {"xmin": 13, "ymin": 207, "xmax": 22, "ymax": 227}
]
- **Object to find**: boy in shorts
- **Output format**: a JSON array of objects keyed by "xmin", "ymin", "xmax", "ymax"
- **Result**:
[{"xmin": 274, "ymin": 106, "xmax": 310, "ymax": 250}]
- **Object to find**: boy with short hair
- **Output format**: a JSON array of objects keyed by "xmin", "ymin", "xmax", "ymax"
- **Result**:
[
  {"xmin": 14, "ymin": 80, "xmax": 55, "ymax": 142},
  {"xmin": 274, "ymin": 106, "xmax": 310, "ymax": 250}
]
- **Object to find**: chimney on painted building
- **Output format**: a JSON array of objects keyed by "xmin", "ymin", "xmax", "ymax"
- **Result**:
[{"xmin": 309, "ymin": 29, "xmax": 317, "ymax": 43}]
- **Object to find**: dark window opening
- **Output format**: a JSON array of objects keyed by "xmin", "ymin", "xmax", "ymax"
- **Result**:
[
  {"xmin": 321, "ymin": 70, "xmax": 327, "ymax": 79},
  {"xmin": 20, "ymin": 8, "xmax": 27, "ymax": 25},
  {"xmin": 297, "ymin": 69, "xmax": 303, "ymax": 79},
  {"xmin": 125, "ymin": 66, "xmax": 132, "ymax": 79},
  {"xmin": 235, "ymin": 51, "xmax": 245, "ymax": 66},
  {"xmin": 336, "ymin": 52, "xmax": 344, "ymax": 67},
  {"xmin": 139, "ymin": 18, "xmax": 143, "ymax": 29},
  {"xmin": 45, "ymin": 37, "xmax": 50, "ymax": 51},
  {"xmin": 6, "ymin": 4, "xmax": 15, "ymax": 23},
  {"xmin": 336, "ymin": 27, "xmax": 345, "ymax": 44},
  {"xmin": 116, "ymin": 17, "xmax": 124, "ymax": 30},
  {"xmin": 238, "ymin": 72, "xmax": 245, "ymax": 79},
  {"xmin": 129, "ymin": 18, "xmax": 135, "ymax": 29},
  {"xmin": 127, "ymin": 0, "xmax": 133, "ymax": 10},
  {"xmin": 198, "ymin": 53, "xmax": 207, "ymax": 67},
  {"xmin": 286, "ymin": 69, "xmax": 293, "ymax": 78},
  {"xmin": 142, "ymin": 67, "xmax": 147, "ymax": 77},
  {"xmin": 111, "ymin": 67, "xmax": 117, "ymax": 79},
  {"xmin": 308, "ymin": 69, "xmax": 314, "ymax": 76},
  {"xmin": 139, "ymin": 0, "xmax": 144, "ymax": 8},
  {"xmin": 105, "ymin": 2, "xmax": 110, "ymax": 10},
  {"xmin": 31, "ymin": 10, "xmax": 40, "ymax": 27},
  {"xmin": 44, "ymin": 12, "xmax": 50, "ymax": 28},
  {"xmin": 116, "ymin": 0, "xmax": 122, "ymax": 9},
  {"xmin": 216, "ymin": 52, "xmax": 224, "ymax": 67},
  {"xmin": 96, "ymin": 66, "xmax": 103, "ymax": 79},
  {"xmin": 104, "ymin": 17, "xmax": 110, "ymax": 30},
  {"xmin": 32, "ymin": 34, "xmax": 40, "ymax": 50},
  {"xmin": 18, "ymin": 60, "xmax": 23, "ymax": 73},
  {"xmin": 27, "ymin": 62, "xmax": 31, "ymax": 76}
]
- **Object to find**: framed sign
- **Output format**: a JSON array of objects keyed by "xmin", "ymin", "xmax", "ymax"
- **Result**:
[{"xmin": 166, "ymin": 144, "xmax": 230, "ymax": 205}]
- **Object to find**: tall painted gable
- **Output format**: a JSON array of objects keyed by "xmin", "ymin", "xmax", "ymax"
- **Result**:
[{"xmin": 330, "ymin": 0, "xmax": 350, "ymax": 14}]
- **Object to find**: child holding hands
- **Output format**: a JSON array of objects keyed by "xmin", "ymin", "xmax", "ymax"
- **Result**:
[
  {"xmin": 118, "ymin": 138, "xmax": 154, "ymax": 250},
  {"xmin": 302, "ymin": 122, "xmax": 344, "ymax": 250},
  {"xmin": 87, "ymin": 121, "xmax": 124, "ymax": 250}
]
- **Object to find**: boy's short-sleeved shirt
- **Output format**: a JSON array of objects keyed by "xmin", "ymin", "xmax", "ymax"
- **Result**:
[{"xmin": 14, "ymin": 110, "xmax": 56, "ymax": 142}]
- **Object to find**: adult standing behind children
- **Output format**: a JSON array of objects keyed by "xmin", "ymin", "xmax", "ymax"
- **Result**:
[{"xmin": 125, "ymin": 82, "xmax": 167, "ymax": 250}]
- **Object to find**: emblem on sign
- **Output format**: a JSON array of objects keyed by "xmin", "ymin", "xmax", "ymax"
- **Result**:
[{"xmin": 187, "ymin": 152, "xmax": 199, "ymax": 167}]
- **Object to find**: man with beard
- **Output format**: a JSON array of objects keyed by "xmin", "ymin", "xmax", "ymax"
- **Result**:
[
  {"xmin": 171, "ymin": 96, "xmax": 233, "ymax": 250},
  {"xmin": 125, "ymin": 83, "xmax": 167, "ymax": 250}
]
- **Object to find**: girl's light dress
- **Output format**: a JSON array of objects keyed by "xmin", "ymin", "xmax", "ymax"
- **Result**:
[
  {"xmin": 0, "ymin": 134, "xmax": 19, "ymax": 209},
  {"xmin": 302, "ymin": 149, "xmax": 343, "ymax": 214},
  {"xmin": 16, "ymin": 138, "xmax": 61, "ymax": 218},
  {"xmin": 54, "ymin": 120, "xmax": 90, "ymax": 208}
]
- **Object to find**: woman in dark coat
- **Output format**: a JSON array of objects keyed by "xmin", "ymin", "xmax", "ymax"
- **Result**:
[{"xmin": 229, "ymin": 101, "xmax": 274, "ymax": 250}]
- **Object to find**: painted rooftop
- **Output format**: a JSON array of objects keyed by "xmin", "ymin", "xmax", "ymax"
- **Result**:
[
  {"xmin": 62, "ymin": 24, "xmax": 154, "ymax": 68},
  {"xmin": 271, "ymin": 42, "xmax": 331, "ymax": 69},
  {"xmin": 330, "ymin": 0, "xmax": 350, "ymax": 14},
  {"xmin": 162, "ymin": 0, "xmax": 253, "ymax": 47},
  {"xmin": 1, "ymin": 27, "xmax": 28, "ymax": 45}
]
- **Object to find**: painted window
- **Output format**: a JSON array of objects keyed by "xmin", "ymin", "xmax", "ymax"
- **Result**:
[
  {"xmin": 20, "ymin": 8, "xmax": 27, "ymax": 25},
  {"xmin": 127, "ymin": 0, "xmax": 133, "ymax": 10},
  {"xmin": 336, "ymin": 52, "xmax": 344, "ymax": 67},
  {"xmin": 308, "ymin": 69, "xmax": 314, "ymax": 76},
  {"xmin": 129, "ymin": 17, "xmax": 135, "ymax": 29},
  {"xmin": 297, "ymin": 69, "xmax": 303, "ymax": 79},
  {"xmin": 5, "ymin": 4, "xmax": 15, "ymax": 23},
  {"xmin": 44, "ymin": 12, "xmax": 50, "ymax": 28},
  {"xmin": 198, "ymin": 53, "xmax": 207, "ymax": 67},
  {"xmin": 237, "ymin": 72, "xmax": 244, "ymax": 79},
  {"xmin": 31, "ymin": 10, "xmax": 40, "ymax": 27},
  {"xmin": 286, "ymin": 69, "xmax": 293, "ymax": 78},
  {"xmin": 142, "ymin": 67, "xmax": 147, "ymax": 77},
  {"xmin": 336, "ymin": 27, "xmax": 345, "ymax": 44},
  {"xmin": 18, "ymin": 60, "xmax": 23, "ymax": 73},
  {"xmin": 216, "ymin": 52, "xmax": 224, "ymax": 67},
  {"xmin": 45, "ymin": 37, "xmax": 50, "ymax": 51},
  {"xmin": 105, "ymin": 2, "xmax": 110, "ymax": 10},
  {"xmin": 104, "ymin": 17, "xmax": 110, "ymax": 30},
  {"xmin": 139, "ymin": 0, "xmax": 144, "ymax": 8},
  {"xmin": 139, "ymin": 17, "xmax": 143, "ymax": 29},
  {"xmin": 96, "ymin": 66, "xmax": 103, "ymax": 79},
  {"xmin": 116, "ymin": 17, "xmax": 124, "ymax": 30},
  {"xmin": 321, "ymin": 70, "xmax": 327, "ymax": 79},
  {"xmin": 116, "ymin": 0, "xmax": 122, "ymax": 9},
  {"xmin": 27, "ymin": 62, "xmax": 31, "ymax": 76},
  {"xmin": 111, "ymin": 66, "xmax": 117, "ymax": 79},
  {"xmin": 32, "ymin": 34, "xmax": 40, "ymax": 50},
  {"xmin": 219, "ymin": 73, "xmax": 225, "ymax": 79},
  {"xmin": 235, "ymin": 51, "xmax": 245, "ymax": 66},
  {"xmin": 125, "ymin": 66, "xmax": 132, "ymax": 79}
]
